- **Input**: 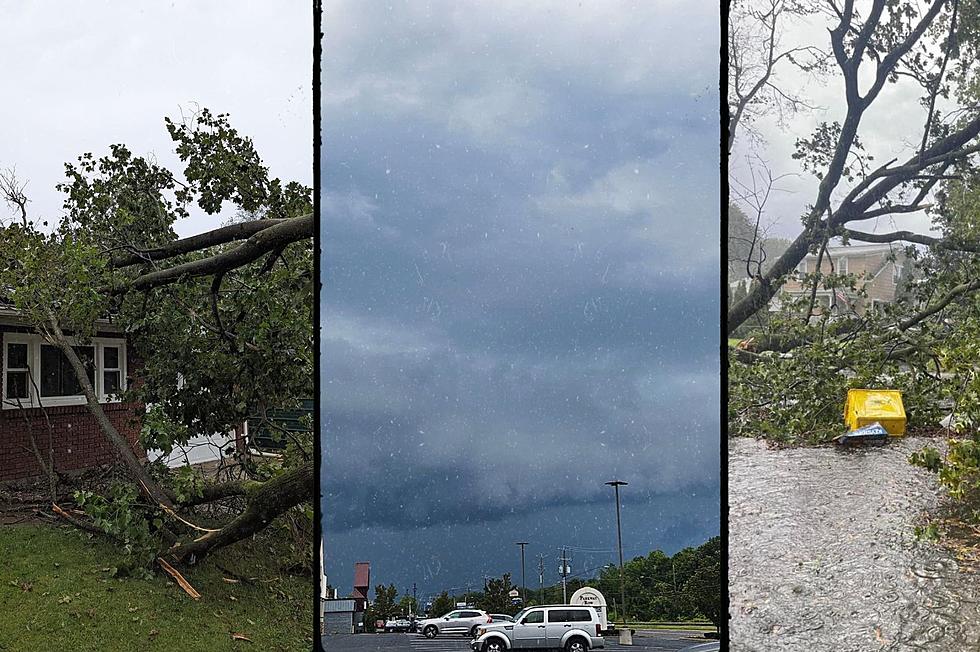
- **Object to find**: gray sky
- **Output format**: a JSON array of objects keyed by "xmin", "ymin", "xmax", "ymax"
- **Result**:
[
  {"xmin": 321, "ymin": 0, "xmax": 719, "ymax": 601},
  {"xmin": 730, "ymin": 5, "xmax": 942, "ymax": 241},
  {"xmin": 0, "ymin": 2, "xmax": 312, "ymax": 236}
]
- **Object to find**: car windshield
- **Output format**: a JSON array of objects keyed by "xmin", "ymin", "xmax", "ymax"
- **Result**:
[{"xmin": 512, "ymin": 608, "xmax": 530, "ymax": 622}]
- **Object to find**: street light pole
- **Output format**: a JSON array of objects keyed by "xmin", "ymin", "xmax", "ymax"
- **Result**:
[
  {"xmin": 516, "ymin": 541, "xmax": 529, "ymax": 605},
  {"xmin": 605, "ymin": 480, "xmax": 628, "ymax": 627}
]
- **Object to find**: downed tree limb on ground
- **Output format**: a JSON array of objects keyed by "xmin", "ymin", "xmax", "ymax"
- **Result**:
[
  {"xmin": 169, "ymin": 460, "xmax": 313, "ymax": 564},
  {"xmin": 158, "ymin": 557, "xmax": 202, "ymax": 599}
]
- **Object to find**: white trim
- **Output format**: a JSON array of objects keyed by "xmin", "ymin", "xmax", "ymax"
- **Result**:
[
  {"xmin": 836, "ymin": 256, "xmax": 848, "ymax": 275},
  {"xmin": 2, "ymin": 334, "xmax": 127, "ymax": 410}
]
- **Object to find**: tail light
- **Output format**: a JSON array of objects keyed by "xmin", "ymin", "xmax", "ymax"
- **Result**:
[
  {"xmin": 596, "ymin": 624, "xmax": 601, "ymax": 636},
  {"xmin": 487, "ymin": 616, "xmax": 493, "ymax": 623}
]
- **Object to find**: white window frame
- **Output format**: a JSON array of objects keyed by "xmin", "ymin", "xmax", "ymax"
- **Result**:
[
  {"xmin": 893, "ymin": 262, "xmax": 903, "ymax": 283},
  {"xmin": 836, "ymin": 256, "xmax": 848, "ymax": 275},
  {"xmin": 1, "ymin": 334, "xmax": 127, "ymax": 410},
  {"xmin": 797, "ymin": 259, "xmax": 808, "ymax": 275}
]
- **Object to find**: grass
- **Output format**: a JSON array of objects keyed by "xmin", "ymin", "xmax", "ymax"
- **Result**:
[
  {"xmin": 728, "ymin": 338, "xmax": 742, "ymax": 347},
  {"xmin": 0, "ymin": 523, "xmax": 312, "ymax": 651}
]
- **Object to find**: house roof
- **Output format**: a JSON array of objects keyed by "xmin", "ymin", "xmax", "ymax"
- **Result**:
[{"xmin": 804, "ymin": 243, "xmax": 907, "ymax": 258}]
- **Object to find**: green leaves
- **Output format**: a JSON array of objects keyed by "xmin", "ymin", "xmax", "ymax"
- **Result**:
[{"xmin": 73, "ymin": 484, "xmax": 161, "ymax": 575}]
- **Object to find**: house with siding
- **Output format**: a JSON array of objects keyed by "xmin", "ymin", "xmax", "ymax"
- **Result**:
[{"xmin": 779, "ymin": 243, "xmax": 907, "ymax": 316}]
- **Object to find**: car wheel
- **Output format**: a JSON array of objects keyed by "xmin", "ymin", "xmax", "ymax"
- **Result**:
[
  {"xmin": 565, "ymin": 637, "xmax": 588, "ymax": 652},
  {"xmin": 424, "ymin": 626, "xmax": 438, "ymax": 639},
  {"xmin": 484, "ymin": 639, "xmax": 506, "ymax": 652}
]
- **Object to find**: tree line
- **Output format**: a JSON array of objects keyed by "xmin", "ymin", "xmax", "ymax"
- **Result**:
[{"xmin": 358, "ymin": 536, "xmax": 720, "ymax": 630}]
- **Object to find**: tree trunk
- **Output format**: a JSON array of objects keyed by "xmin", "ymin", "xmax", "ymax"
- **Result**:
[
  {"xmin": 45, "ymin": 314, "xmax": 177, "ymax": 510},
  {"xmin": 170, "ymin": 459, "xmax": 313, "ymax": 563}
]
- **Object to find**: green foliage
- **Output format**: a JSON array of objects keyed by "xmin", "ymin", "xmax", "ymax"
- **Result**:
[
  {"xmin": 165, "ymin": 108, "xmax": 311, "ymax": 219},
  {"xmin": 476, "ymin": 573, "xmax": 516, "ymax": 614},
  {"xmin": 593, "ymin": 538, "xmax": 720, "ymax": 623},
  {"xmin": 74, "ymin": 484, "xmax": 162, "ymax": 577},
  {"xmin": 372, "ymin": 583, "xmax": 399, "ymax": 621},
  {"xmin": 139, "ymin": 404, "xmax": 190, "ymax": 457},
  {"xmin": 912, "ymin": 439, "xmax": 980, "ymax": 504},
  {"xmin": 729, "ymin": 272, "xmax": 949, "ymax": 444},
  {"xmin": 397, "ymin": 595, "xmax": 418, "ymax": 616},
  {"xmin": 428, "ymin": 591, "xmax": 455, "ymax": 617}
]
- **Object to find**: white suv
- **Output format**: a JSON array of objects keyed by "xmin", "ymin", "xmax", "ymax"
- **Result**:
[
  {"xmin": 471, "ymin": 605, "xmax": 604, "ymax": 651},
  {"xmin": 418, "ymin": 609, "xmax": 492, "ymax": 638}
]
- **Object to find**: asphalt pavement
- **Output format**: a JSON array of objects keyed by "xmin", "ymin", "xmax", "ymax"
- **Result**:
[{"xmin": 319, "ymin": 630, "xmax": 712, "ymax": 651}]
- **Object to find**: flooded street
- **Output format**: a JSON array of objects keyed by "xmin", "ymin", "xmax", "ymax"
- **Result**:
[{"xmin": 730, "ymin": 437, "xmax": 980, "ymax": 651}]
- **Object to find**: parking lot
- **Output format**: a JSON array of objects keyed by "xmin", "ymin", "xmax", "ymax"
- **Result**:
[{"xmin": 320, "ymin": 630, "xmax": 712, "ymax": 651}]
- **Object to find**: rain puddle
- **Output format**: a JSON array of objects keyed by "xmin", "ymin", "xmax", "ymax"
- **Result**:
[{"xmin": 730, "ymin": 437, "xmax": 980, "ymax": 650}]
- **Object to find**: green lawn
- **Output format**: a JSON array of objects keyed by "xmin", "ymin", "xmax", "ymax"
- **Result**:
[{"xmin": 0, "ymin": 524, "xmax": 312, "ymax": 651}]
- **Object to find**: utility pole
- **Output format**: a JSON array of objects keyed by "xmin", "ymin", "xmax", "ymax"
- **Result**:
[
  {"xmin": 413, "ymin": 582, "xmax": 417, "ymax": 617},
  {"xmin": 516, "ymin": 541, "xmax": 529, "ymax": 606},
  {"xmin": 605, "ymin": 480, "xmax": 629, "ymax": 629},
  {"xmin": 558, "ymin": 547, "xmax": 570, "ymax": 603},
  {"xmin": 537, "ymin": 554, "xmax": 545, "ymax": 603}
]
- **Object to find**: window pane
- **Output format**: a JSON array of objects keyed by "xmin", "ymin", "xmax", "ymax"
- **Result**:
[
  {"xmin": 7, "ymin": 343, "xmax": 27, "ymax": 369},
  {"xmin": 104, "ymin": 370, "xmax": 120, "ymax": 395},
  {"xmin": 40, "ymin": 345, "xmax": 61, "ymax": 396},
  {"xmin": 40, "ymin": 345, "xmax": 95, "ymax": 397},
  {"xmin": 523, "ymin": 611, "xmax": 543, "ymax": 624},
  {"xmin": 103, "ymin": 346, "xmax": 119, "ymax": 369},
  {"xmin": 6, "ymin": 371, "xmax": 27, "ymax": 399}
]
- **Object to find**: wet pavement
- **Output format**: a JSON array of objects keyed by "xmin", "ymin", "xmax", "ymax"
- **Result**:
[
  {"xmin": 320, "ymin": 630, "xmax": 705, "ymax": 651},
  {"xmin": 730, "ymin": 437, "xmax": 980, "ymax": 651}
]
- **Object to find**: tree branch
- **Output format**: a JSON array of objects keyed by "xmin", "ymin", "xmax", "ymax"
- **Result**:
[{"xmin": 116, "ymin": 213, "xmax": 313, "ymax": 294}]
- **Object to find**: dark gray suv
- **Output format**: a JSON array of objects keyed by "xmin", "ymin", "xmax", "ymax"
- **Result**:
[{"xmin": 471, "ymin": 605, "xmax": 604, "ymax": 651}]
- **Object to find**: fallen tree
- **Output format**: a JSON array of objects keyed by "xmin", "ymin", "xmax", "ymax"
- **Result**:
[
  {"xmin": 0, "ymin": 107, "xmax": 313, "ymax": 574},
  {"xmin": 728, "ymin": 0, "xmax": 980, "ymax": 334}
]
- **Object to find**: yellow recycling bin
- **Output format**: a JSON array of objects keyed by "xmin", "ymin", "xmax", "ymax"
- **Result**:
[{"xmin": 844, "ymin": 389, "xmax": 906, "ymax": 435}]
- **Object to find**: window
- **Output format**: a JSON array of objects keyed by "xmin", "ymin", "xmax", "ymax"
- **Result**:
[
  {"xmin": 102, "ymin": 345, "xmax": 122, "ymax": 396},
  {"xmin": 1, "ymin": 335, "xmax": 126, "ymax": 409},
  {"xmin": 40, "ymin": 345, "xmax": 94, "ymax": 397},
  {"xmin": 796, "ymin": 259, "xmax": 808, "ymax": 275},
  {"xmin": 893, "ymin": 263, "xmax": 903, "ymax": 284},
  {"xmin": 546, "ymin": 609, "xmax": 591, "ymax": 622},
  {"xmin": 521, "ymin": 611, "xmax": 544, "ymax": 624},
  {"xmin": 565, "ymin": 610, "xmax": 592, "ymax": 622},
  {"xmin": 836, "ymin": 256, "xmax": 848, "ymax": 275},
  {"xmin": 547, "ymin": 610, "xmax": 569, "ymax": 622},
  {"xmin": 4, "ymin": 342, "xmax": 29, "ymax": 401}
]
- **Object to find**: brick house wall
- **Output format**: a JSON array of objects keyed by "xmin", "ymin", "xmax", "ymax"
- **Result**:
[
  {"xmin": 0, "ymin": 401, "xmax": 143, "ymax": 481},
  {"xmin": 0, "ymin": 321, "xmax": 145, "ymax": 482}
]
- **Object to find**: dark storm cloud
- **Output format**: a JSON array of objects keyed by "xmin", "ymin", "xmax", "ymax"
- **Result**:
[{"xmin": 321, "ymin": 0, "xmax": 719, "ymax": 586}]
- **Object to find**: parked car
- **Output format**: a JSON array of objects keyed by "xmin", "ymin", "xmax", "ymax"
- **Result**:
[
  {"xmin": 489, "ymin": 613, "xmax": 515, "ymax": 623},
  {"xmin": 384, "ymin": 617, "xmax": 412, "ymax": 632},
  {"xmin": 472, "ymin": 605, "xmax": 604, "ymax": 651},
  {"xmin": 417, "ymin": 609, "xmax": 492, "ymax": 638}
]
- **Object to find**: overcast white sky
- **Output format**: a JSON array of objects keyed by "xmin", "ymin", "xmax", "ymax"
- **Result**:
[
  {"xmin": 0, "ymin": 2, "xmax": 312, "ymax": 237},
  {"xmin": 731, "ymin": 5, "xmax": 944, "ymax": 241}
]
